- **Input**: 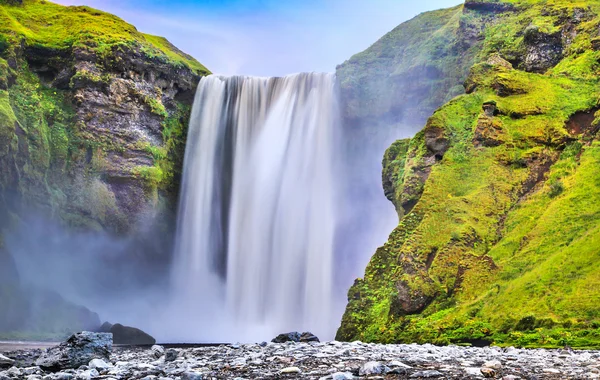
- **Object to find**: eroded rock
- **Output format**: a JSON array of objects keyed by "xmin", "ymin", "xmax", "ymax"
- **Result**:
[{"xmin": 35, "ymin": 332, "xmax": 112, "ymax": 372}]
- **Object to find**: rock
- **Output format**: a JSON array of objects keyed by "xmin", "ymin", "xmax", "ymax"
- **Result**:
[
  {"xmin": 88, "ymin": 358, "xmax": 112, "ymax": 370},
  {"xmin": 110, "ymin": 323, "xmax": 156, "ymax": 345},
  {"xmin": 0, "ymin": 354, "xmax": 14, "ymax": 368},
  {"xmin": 78, "ymin": 369, "xmax": 99, "ymax": 380},
  {"xmin": 358, "ymin": 361, "xmax": 388, "ymax": 376},
  {"xmin": 35, "ymin": 331, "xmax": 112, "ymax": 371},
  {"xmin": 150, "ymin": 345, "xmax": 164, "ymax": 358},
  {"xmin": 271, "ymin": 331, "xmax": 320, "ymax": 343},
  {"xmin": 409, "ymin": 370, "xmax": 443, "ymax": 378},
  {"xmin": 481, "ymin": 367, "xmax": 496, "ymax": 378},
  {"xmin": 483, "ymin": 359, "xmax": 502, "ymax": 370},
  {"xmin": 98, "ymin": 322, "xmax": 113, "ymax": 333},
  {"xmin": 320, "ymin": 373, "xmax": 354, "ymax": 380},
  {"xmin": 281, "ymin": 366, "xmax": 301, "ymax": 374},
  {"xmin": 331, "ymin": 373, "xmax": 354, "ymax": 380},
  {"xmin": 182, "ymin": 371, "xmax": 203, "ymax": 380},
  {"xmin": 272, "ymin": 332, "xmax": 301, "ymax": 343},
  {"xmin": 164, "ymin": 349, "xmax": 178, "ymax": 362},
  {"xmin": 299, "ymin": 332, "xmax": 320, "ymax": 343}
]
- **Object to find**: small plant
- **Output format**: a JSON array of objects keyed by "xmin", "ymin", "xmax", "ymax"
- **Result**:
[{"xmin": 548, "ymin": 180, "xmax": 564, "ymax": 198}]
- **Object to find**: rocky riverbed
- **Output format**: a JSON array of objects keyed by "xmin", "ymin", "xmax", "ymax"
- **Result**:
[{"xmin": 1, "ymin": 337, "xmax": 599, "ymax": 379}]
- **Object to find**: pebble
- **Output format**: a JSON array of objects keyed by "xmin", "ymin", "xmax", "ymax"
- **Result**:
[
  {"xmin": 150, "ymin": 345, "xmax": 165, "ymax": 359},
  {"xmin": 358, "ymin": 361, "xmax": 388, "ymax": 376},
  {"xmin": 281, "ymin": 366, "xmax": 302, "ymax": 374},
  {"xmin": 0, "ymin": 341, "xmax": 599, "ymax": 379}
]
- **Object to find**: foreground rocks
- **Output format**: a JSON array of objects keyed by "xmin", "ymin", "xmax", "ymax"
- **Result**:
[
  {"xmin": 35, "ymin": 332, "xmax": 112, "ymax": 371},
  {"xmin": 2, "ymin": 339, "xmax": 600, "ymax": 379}
]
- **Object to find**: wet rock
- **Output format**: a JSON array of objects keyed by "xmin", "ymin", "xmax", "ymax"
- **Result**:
[
  {"xmin": 35, "ymin": 332, "xmax": 112, "ymax": 371},
  {"xmin": 164, "ymin": 348, "xmax": 178, "ymax": 362},
  {"xmin": 300, "ymin": 332, "xmax": 320, "ymax": 343},
  {"xmin": 151, "ymin": 345, "xmax": 165, "ymax": 358},
  {"xmin": 110, "ymin": 323, "xmax": 156, "ymax": 345},
  {"xmin": 0, "ymin": 354, "xmax": 14, "ymax": 368},
  {"xmin": 358, "ymin": 361, "xmax": 388, "ymax": 376},
  {"xmin": 182, "ymin": 371, "xmax": 203, "ymax": 380},
  {"xmin": 272, "ymin": 331, "xmax": 319, "ymax": 343},
  {"xmin": 409, "ymin": 370, "xmax": 443, "ymax": 378},
  {"xmin": 88, "ymin": 358, "xmax": 112, "ymax": 370}
]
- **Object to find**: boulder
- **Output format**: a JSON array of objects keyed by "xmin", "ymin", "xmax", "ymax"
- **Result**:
[
  {"xmin": 272, "ymin": 331, "xmax": 320, "ymax": 343},
  {"xmin": 0, "ymin": 354, "xmax": 14, "ymax": 368},
  {"xmin": 164, "ymin": 348, "xmax": 178, "ymax": 362},
  {"xmin": 151, "ymin": 345, "xmax": 164, "ymax": 358},
  {"xmin": 110, "ymin": 323, "xmax": 156, "ymax": 345},
  {"xmin": 35, "ymin": 331, "xmax": 112, "ymax": 371}
]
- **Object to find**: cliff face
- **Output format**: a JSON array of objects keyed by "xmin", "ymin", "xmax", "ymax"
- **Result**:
[
  {"xmin": 0, "ymin": 0, "xmax": 208, "ymax": 338},
  {"xmin": 337, "ymin": 0, "xmax": 600, "ymax": 348},
  {"xmin": 0, "ymin": 0, "xmax": 208, "ymax": 235}
]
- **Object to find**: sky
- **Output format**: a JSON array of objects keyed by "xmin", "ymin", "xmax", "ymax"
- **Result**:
[{"xmin": 53, "ymin": 0, "xmax": 461, "ymax": 77}]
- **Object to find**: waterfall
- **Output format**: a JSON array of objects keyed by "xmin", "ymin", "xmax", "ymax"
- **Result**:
[{"xmin": 171, "ymin": 73, "xmax": 340, "ymax": 342}]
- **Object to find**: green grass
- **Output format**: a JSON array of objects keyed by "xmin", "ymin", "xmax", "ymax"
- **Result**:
[
  {"xmin": 338, "ymin": 0, "xmax": 600, "ymax": 348},
  {"xmin": 0, "ymin": 0, "xmax": 209, "ymax": 75}
]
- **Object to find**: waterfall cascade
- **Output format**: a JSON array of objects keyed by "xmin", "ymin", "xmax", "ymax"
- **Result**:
[{"xmin": 172, "ymin": 73, "xmax": 340, "ymax": 342}]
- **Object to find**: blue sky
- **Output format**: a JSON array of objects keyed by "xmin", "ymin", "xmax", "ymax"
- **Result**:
[{"xmin": 54, "ymin": 0, "xmax": 461, "ymax": 76}]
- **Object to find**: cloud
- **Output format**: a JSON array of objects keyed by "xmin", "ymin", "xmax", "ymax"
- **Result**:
[{"xmin": 52, "ymin": 0, "xmax": 461, "ymax": 76}]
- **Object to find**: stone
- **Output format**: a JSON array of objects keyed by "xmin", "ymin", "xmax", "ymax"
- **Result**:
[
  {"xmin": 35, "ymin": 332, "xmax": 112, "ymax": 371},
  {"xmin": 164, "ymin": 349, "xmax": 178, "ymax": 362},
  {"xmin": 0, "ymin": 355, "xmax": 14, "ymax": 368},
  {"xmin": 331, "ymin": 373, "xmax": 354, "ymax": 380},
  {"xmin": 281, "ymin": 367, "xmax": 302, "ymax": 374},
  {"xmin": 79, "ymin": 369, "xmax": 99, "ymax": 380},
  {"xmin": 481, "ymin": 367, "xmax": 496, "ymax": 378},
  {"xmin": 110, "ymin": 323, "xmax": 156, "ymax": 345},
  {"xmin": 272, "ymin": 332, "xmax": 301, "ymax": 343},
  {"xmin": 151, "ymin": 345, "xmax": 165, "ymax": 358},
  {"xmin": 88, "ymin": 358, "xmax": 112, "ymax": 370},
  {"xmin": 409, "ymin": 370, "xmax": 443, "ymax": 378},
  {"xmin": 483, "ymin": 360, "xmax": 502, "ymax": 370},
  {"xmin": 299, "ymin": 332, "xmax": 320, "ymax": 343},
  {"xmin": 358, "ymin": 361, "xmax": 388, "ymax": 376},
  {"xmin": 182, "ymin": 371, "xmax": 203, "ymax": 380}
]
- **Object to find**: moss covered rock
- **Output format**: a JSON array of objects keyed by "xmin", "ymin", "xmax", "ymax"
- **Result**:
[
  {"xmin": 338, "ymin": 0, "xmax": 600, "ymax": 349},
  {"xmin": 0, "ymin": 0, "xmax": 209, "ymax": 233}
]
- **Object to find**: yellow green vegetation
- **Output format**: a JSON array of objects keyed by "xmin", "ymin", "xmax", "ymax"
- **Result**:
[
  {"xmin": 0, "ymin": 0, "xmax": 209, "ymax": 75},
  {"xmin": 338, "ymin": 0, "xmax": 600, "ymax": 348}
]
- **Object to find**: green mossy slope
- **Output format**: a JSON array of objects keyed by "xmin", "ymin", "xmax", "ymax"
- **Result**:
[
  {"xmin": 338, "ymin": 0, "xmax": 600, "ymax": 349},
  {"xmin": 0, "ymin": 0, "xmax": 208, "ymax": 74}
]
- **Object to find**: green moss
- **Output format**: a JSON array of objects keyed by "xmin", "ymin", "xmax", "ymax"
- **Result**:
[
  {"xmin": 0, "ymin": 0, "xmax": 209, "ymax": 75},
  {"xmin": 339, "ymin": 0, "xmax": 600, "ymax": 346}
]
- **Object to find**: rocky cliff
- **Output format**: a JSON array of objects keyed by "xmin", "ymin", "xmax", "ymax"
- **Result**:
[
  {"xmin": 0, "ymin": 0, "xmax": 208, "ymax": 338},
  {"xmin": 337, "ymin": 0, "xmax": 600, "ymax": 348}
]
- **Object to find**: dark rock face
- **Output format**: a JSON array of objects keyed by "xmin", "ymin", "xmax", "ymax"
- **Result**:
[
  {"xmin": 35, "ymin": 332, "xmax": 112, "ymax": 371},
  {"xmin": 522, "ymin": 25, "xmax": 564, "ymax": 73},
  {"xmin": 110, "ymin": 323, "xmax": 156, "ymax": 345},
  {"xmin": 271, "ymin": 332, "xmax": 320, "ymax": 343}
]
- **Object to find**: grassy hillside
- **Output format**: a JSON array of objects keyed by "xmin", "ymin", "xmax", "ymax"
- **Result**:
[
  {"xmin": 338, "ymin": 0, "xmax": 600, "ymax": 349},
  {"xmin": 0, "ymin": 0, "xmax": 208, "ymax": 74}
]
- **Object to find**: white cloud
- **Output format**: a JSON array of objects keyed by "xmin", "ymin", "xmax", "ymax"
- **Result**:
[{"xmin": 52, "ymin": 0, "xmax": 461, "ymax": 76}]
